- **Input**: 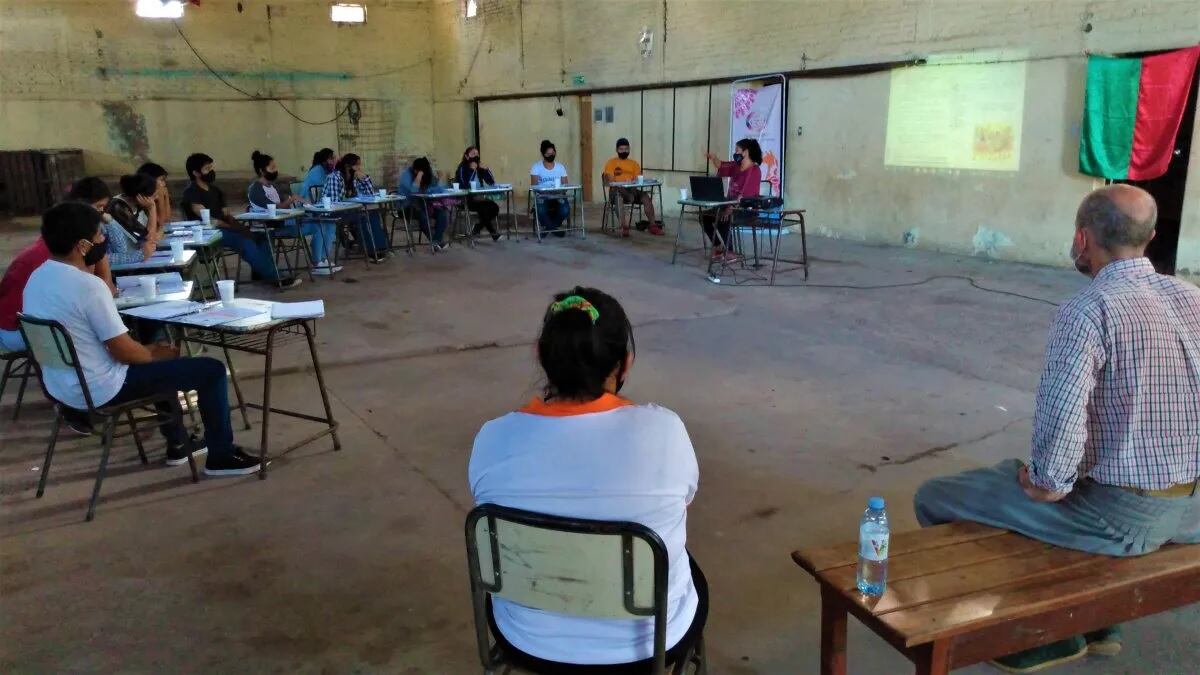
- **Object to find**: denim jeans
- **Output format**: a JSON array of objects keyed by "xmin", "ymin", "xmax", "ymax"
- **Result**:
[
  {"xmin": 219, "ymin": 228, "xmax": 282, "ymax": 281},
  {"xmin": 104, "ymin": 356, "xmax": 234, "ymax": 459},
  {"xmin": 914, "ymin": 458, "xmax": 1200, "ymax": 556},
  {"xmin": 408, "ymin": 202, "xmax": 449, "ymax": 244},
  {"xmin": 536, "ymin": 198, "xmax": 570, "ymax": 231},
  {"xmin": 358, "ymin": 211, "xmax": 389, "ymax": 254},
  {"xmin": 277, "ymin": 218, "xmax": 337, "ymax": 263}
]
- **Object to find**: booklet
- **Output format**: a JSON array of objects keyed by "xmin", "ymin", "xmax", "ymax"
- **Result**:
[
  {"xmin": 174, "ymin": 303, "xmax": 271, "ymax": 328},
  {"xmin": 115, "ymin": 272, "xmax": 186, "ymax": 294},
  {"xmin": 120, "ymin": 300, "xmax": 205, "ymax": 321},
  {"xmin": 271, "ymin": 300, "xmax": 325, "ymax": 320}
]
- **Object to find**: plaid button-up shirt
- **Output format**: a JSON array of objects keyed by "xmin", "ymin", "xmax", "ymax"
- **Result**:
[
  {"xmin": 320, "ymin": 170, "xmax": 374, "ymax": 201},
  {"xmin": 1030, "ymin": 257, "xmax": 1200, "ymax": 492}
]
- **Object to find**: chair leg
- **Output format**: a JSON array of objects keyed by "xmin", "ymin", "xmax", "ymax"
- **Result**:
[
  {"xmin": 0, "ymin": 358, "xmax": 12, "ymax": 407},
  {"xmin": 36, "ymin": 410, "xmax": 64, "ymax": 498},
  {"xmin": 12, "ymin": 359, "xmax": 32, "ymax": 421},
  {"xmin": 127, "ymin": 409, "xmax": 149, "ymax": 465},
  {"xmin": 86, "ymin": 417, "xmax": 117, "ymax": 522}
]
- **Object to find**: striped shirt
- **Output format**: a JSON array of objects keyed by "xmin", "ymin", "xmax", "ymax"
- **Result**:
[
  {"xmin": 1029, "ymin": 257, "xmax": 1200, "ymax": 492},
  {"xmin": 320, "ymin": 170, "xmax": 374, "ymax": 201}
]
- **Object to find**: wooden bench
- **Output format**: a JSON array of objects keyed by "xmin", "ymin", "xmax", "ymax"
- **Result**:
[{"xmin": 792, "ymin": 522, "xmax": 1200, "ymax": 674}]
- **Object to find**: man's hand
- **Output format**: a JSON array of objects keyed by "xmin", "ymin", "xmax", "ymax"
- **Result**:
[
  {"xmin": 1018, "ymin": 463, "xmax": 1070, "ymax": 503},
  {"xmin": 414, "ymin": 170, "xmax": 424, "ymax": 184},
  {"xmin": 149, "ymin": 343, "xmax": 180, "ymax": 361},
  {"xmin": 136, "ymin": 194, "xmax": 157, "ymax": 212}
]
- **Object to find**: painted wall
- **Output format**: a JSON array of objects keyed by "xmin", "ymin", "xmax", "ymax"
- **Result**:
[
  {"xmin": 0, "ymin": 0, "xmax": 434, "ymax": 184},
  {"xmin": 433, "ymin": 0, "xmax": 1200, "ymax": 271}
]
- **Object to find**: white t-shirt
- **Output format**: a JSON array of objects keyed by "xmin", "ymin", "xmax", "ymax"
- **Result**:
[
  {"xmin": 23, "ymin": 260, "xmax": 128, "ymax": 409},
  {"xmin": 469, "ymin": 395, "xmax": 699, "ymax": 665},
  {"xmin": 530, "ymin": 161, "xmax": 568, "ymax": 187}
]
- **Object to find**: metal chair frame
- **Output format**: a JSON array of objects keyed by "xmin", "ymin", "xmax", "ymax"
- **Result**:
[
  {"xmin": 0, "ymin": 347, "xmax": 35, "ymax": 420},
  {"xmin": 465, "ymin": 504, "xmax": 706, "ymax": 675},
  {"xmin": 17, "ymin": 314, "xmax": 199, "ymax": 521}
]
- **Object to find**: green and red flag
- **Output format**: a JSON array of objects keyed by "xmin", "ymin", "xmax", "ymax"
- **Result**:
[{"xmin": 1079, "ymin": 45, "xmax": 1200, "ymax": 180}]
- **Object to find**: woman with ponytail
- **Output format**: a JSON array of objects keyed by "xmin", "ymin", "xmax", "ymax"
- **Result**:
[
  {"xmin": 468, "ymin": 287, "xmax": 707, "ymax": 673},
  {"xmin": 247, "ymin": 150, "xmax": 341, "ymax": 276}
]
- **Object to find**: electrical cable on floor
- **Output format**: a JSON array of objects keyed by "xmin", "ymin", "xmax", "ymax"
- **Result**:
[
  {"xmin": 718, "ymin": 274, "xmax": 1062, "ymax": 307},
  {"xmin": 173, "ymin": 20, "xmax": 353, "ymax": 126}
]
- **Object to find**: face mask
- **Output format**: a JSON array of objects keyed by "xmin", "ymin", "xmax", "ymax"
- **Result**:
[
  {"xmin": 617, "ymin": 151, "xmax": 630, "ymax": 160},
  {"xmin": 202, "ymin": 170, "xmax": 217, "ymax": 184},
  {"xmin": 1070, "ymin": 238, "xmax": 1091, "ymax": 276},
  {"xmin": 264, "ymin": 170, "xmax": 278, "ymax": 182},
  {"xmin": 82, "ymin": 238, "xmax": 108, "ymax": 266},
  {"xmin": 544, "ymin": 154, "xmax": 555, "ymax": 162},
  {"xmin": 469, "ymin": 155, "xmax": 479, "ymax": 163},
  {"xmin": 733, "ymin": 153, "xmax": 745, "ymax": 164}
]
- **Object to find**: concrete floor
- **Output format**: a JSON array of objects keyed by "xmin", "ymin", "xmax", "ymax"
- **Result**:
[{"xmin": 1, "ymin": 213, "xmax": 1196, "ymax": 674}]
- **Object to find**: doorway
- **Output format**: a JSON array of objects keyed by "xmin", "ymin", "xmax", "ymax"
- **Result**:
[{"xmin": 1116, "ymin": 53, "xmax": 1199, "ymax": 275}]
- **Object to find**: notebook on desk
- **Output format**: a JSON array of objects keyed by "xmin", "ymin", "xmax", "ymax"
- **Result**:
[{"xmin": 689, "ymin": 176, "xmax": 726, "ymax": 202}]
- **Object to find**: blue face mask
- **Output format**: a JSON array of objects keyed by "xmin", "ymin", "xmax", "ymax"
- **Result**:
[{"xmin": 733, "ymin": 153, "xmax": 745, "ymax": 164}]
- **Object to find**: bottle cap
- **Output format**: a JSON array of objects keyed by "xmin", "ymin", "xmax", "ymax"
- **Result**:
[{"xmin": 868, "ymin": 496, "xmax": 885, "ymax": 510}]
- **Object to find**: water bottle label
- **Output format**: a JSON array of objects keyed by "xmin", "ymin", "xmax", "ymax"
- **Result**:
[{"xmin": 860, "ymin": 529, "xmax": 889, "ymax": 562}]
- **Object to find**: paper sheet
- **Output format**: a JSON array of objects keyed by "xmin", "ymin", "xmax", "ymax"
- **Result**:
[{"xmin": 271, "ymin": 300, "xmax": 325, "ymax": 320}]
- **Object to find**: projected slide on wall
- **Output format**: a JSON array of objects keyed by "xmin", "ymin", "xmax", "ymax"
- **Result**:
[{"xmin": 884, "ymin": 61, "xmax": 1027, "ymax": 171}]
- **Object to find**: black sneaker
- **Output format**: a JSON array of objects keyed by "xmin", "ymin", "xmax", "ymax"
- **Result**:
[
  {"xmin": 166, "ymin": 434, "xmax": 208, "ymax": 466},
  {"xmin": 203, "ymin": 449, "xmax": 263, "ymax": 476},
  {"xmin": 59, "ymin": 406, "xmax": 94, "ymax": 436}
]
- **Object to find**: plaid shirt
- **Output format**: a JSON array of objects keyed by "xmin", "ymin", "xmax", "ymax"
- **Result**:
[
  {"xmin": 320, "ymin": 171, "xmax": 374, "ymax": 201},
  {"xmin": 1030, "ymin": 257, "xmax": 1200, "ymax": 492}
]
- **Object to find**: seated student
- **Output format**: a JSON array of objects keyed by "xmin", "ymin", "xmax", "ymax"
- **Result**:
[
  {"xmin": 321, "ymin": 152, "xmax": 390, "ymax": 263},
  {"xmin": 136, "ymin": 162, "xmax": 172, "ymax": 221},
  {"xmin": 0, "ymin": 178, "xmax": 117, "ymax": 353},
  {"xmin": 22, "ymin": 202, "xmax": 262, "ymax": 475},
  {"xmin": 180, "ymin": 153, "xmax": 300, "ymax": 288},
  {"xmin": 603, "ymin": 138, "xmax": 661, "ymax": 237},
  {"xmin": 455, "ymin": 146, "xmax": 501, "ymax": 241},
  {"xmin": 247, "ymin": 150, "xmax": 341, "ymax": 276},
  {"xmin": 104, "ymin": 173, "xmax": 164, "ymax": 266},
  {"xmin": 469, "ymin": 287, "xmax": 707, "ymax": 673},
  {"xmin": 301, "ymin": 148, "xmax": 337, "ymax": 202},
  {"xmin": 398, "ymin": 156, "xmax": 452, "ymax": 252},
  {"xmin": 529, "ymin": 140, "xmax": 570, "ymax": 236},
  {"xmin": 914, "ymin": 185, "xmax": 1200, "ymax": 672},
  {"xmin": 701, "ymin": 138, "xmax": 763, "ymax": 260}
]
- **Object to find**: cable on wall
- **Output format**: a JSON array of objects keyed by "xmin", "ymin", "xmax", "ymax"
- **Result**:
[{"xmin": 172, "ymin": 20, "xmax": 354, "ymax": 126}]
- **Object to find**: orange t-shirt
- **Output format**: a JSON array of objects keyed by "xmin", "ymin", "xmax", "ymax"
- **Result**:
[{"xmin": 603, "ymin": 157, "xmax": 641, "ymax": 182}]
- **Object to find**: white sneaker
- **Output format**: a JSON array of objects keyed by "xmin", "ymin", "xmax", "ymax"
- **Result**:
[{"xmin": 311, "ymin": 261, "xmax": 343, "ymax": 276}]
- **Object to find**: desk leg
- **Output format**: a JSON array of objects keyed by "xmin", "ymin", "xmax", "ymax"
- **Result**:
[
  {"xmin": 820, "ymin": 586, "xmax": 848, "ymax": 675},
  {"xmin": 257, "ymin": 326, "xmax": 278, "ymax": 479},
  {"xmin": 913, "ymin": 641, "xmax": 950, "ymax": 675},
  {"xmin": 219, "ymin": 333, "xmax": 251, "ymax": 431},
  {"xmin": 578, "ymin": 192, "xmax": 586, "ymax": 240},
  {"xmin": 303, "ymin": 321, "xmax": 340, "ymax": 452},
  {"xmin": 671, "ymin": 207, "xmax": 686, "ymax": 264}
]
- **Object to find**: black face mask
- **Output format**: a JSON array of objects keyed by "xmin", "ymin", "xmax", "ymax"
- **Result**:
[
  {"xmin": 468, "ymin": 156, "xmax": 479, "ymax": 163},
  {"xmin": 544, "ymin": 154, "xmax": 555, "ymax": 162},
  {"xmin": 264, "ymin": 170, "xmax": 278, "ymax": 182},
  {"xmin": 733, "ymin": 153, "xmax": 745, "ymax": 164},
  {"xmin": 202, "ymin": 170, "xmax": 217, "ymax": 184},
  {"xmin": 83, "ymin": 238, "xmax": 108, "ymax": 266},
  {"xmin": 617, "ymin": 151, "xmax": 630, "ymax": 160}
]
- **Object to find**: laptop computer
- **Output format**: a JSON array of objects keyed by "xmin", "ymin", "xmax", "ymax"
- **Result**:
[{"xmin": 689, "ymin": 176, "xmax": 726, "ymax": 202}]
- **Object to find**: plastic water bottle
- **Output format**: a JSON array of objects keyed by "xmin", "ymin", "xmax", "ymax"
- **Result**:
[{"xmin": 856, "ymin": 496, "xmax": 889, "ymax": 596}]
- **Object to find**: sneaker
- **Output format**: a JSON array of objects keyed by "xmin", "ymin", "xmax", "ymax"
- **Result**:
[
  {"xmin": 60, "ymin": 406, "xmax": 94, "ymax": 436},
  {"xmin": 166, "ymin": 434, "xmax": 208, "ymax": 466},
  {"xmin": 648, "ymin": 224, "xmax": 665, "ymax": 236},
  {"xmin": 1085, "ymin": 626, "xmax": 1122, "ymax": 657},
  {"xmin": 274, "ymin": 276, "xmax": 303, "ymax": 289},
  {"xmin": 368, "ymin": 253, "xmax": 388, "ymax": 263},
  {"xmin": 635, "ymin": 220, "xmax": 650, "ymax": 232},
  {"xmin": 491, "ymin": 233, "xmax": 502, "ymax": 242},
  {"xmin": 310, "ymin": 261, "xmax": 343, "ymax": 276},
  {"xmin": 203, "ymin": 449, "xmax": 263, "ymax": 476},
  {"xmin": 990, "ymin": 637, "xmax": 1087, "ymax": 673},
  {"xmin": 432, "ymin": 243, "xmax": 448, "ymax": 252},
  {"xmin": 621, "ymin": 227, "xmax": 631, "ymax": 238}
]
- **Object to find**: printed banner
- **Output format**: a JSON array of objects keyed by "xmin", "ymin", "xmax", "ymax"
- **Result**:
[{"xmin": 731, "ymin": 81, "xmax": 784, "ymax": 195}]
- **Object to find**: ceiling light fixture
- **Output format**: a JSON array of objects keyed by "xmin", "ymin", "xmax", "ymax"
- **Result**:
[{"xmin": 331, "ymin": 3, "xmax": 366, "ymax": 24}]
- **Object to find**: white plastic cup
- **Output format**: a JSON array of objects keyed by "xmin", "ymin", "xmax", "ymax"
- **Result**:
[
  {"xmin": 451, "ymin": 182, "xmax": 460, "ymax": 191},
  {"xmin": 170, "ymin": 240, "xmax": 185, "ymax": 260},
  {"xmin": 469, "ymin": 179, "xmax": 480, "ymax": 190},
  {"xmin": 552, "ymin": 177, "xmax": 562, "ymax": 189},
  {"xmin": 216, "ymin": 280, "xmax": 236, "ymax": 305},
  {"xmin": 267, "ymin": 203, "xmax": 277, "ymax": 217},
  {"xmin": 679, "ymin": 188, "xmax": 689, "ymax": 201},
  {"xmin": 139, "ymin": 275, "xmax": 157, "ymax": 300},
  {"xmin": 637, "ymin": 175, "xmax": 645, "ymax": 184},
  {"xmin": 322, "ymin": 196, "xmax": 332, "ymax": 209},
  {"xmin": 378, "ymin": 188, "xmax": 387, "ymax": 198},
  {"xmin": 200, "ymin": 208, "xmax": 211, "ymax": 225}
]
